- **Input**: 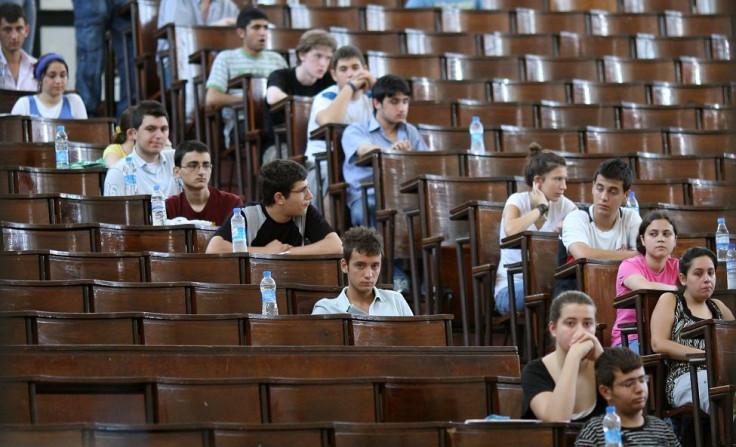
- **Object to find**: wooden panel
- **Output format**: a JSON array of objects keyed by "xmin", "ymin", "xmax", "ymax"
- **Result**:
[
  {"xmin": 47, "ymin": 252, "xmax": 145, "ymax": 282},
  {"xmin": 267, "ymin": 380, "xmax": 376, "ymax": 423},
  {"xmin": 0, "ymin": 250, "xmax": 45, "ymax": 280},
  {"xmin": 35, "ymin": 314, "xmax": 137, "ymax": 345},
  {"xmin": 56, "ymin": 194, "xmax": 150, "ymax": 225},
  {"xmin": 381, "ymin": 378, "xmax": 489, "ymax": 422},
  {"xmin": 141, "ymin": 316, "xmax": 242, "ymax": 345},
  {"xmin": 0, "ymin": 425, "xmax": 84, "ymax": 446},
  {"xmin": 146, "ymin": 252, "xmax": 243, "ymax": 283},
  {"xmin": 333, "ymin": 422, "xmax": 443, "ymax": 447},
  {"xmin": 191, "ymin": 283, "xmax": 284, "ymax": 314},
  {"xmin": 155, "ymin": 381, "xmax": 261, "ymax": 423},
  {"xmin": 0, "ymin": 194, "xmax": 55, "ymax": 224},
  {"xmin": 497, "ymin": 126, "xmax": 581, "ymax": 153},
  {"xmin": 214, "ymin": 424, "xmax": 327, "ymax": 447},
  {"xmin": 349, "ymin": 315, "xmax": 451, "ymax": 346},
  {"xmin": 1, "ymin": 222, "xmax": 95, "ymax": 252},
  {"xmin": 247, "ymin": 254, "xmax": 343, "ymax": 286},
  {"xmin": 635, "ymin": 154, "xmax": 718, "ymax": 181},
  {"xmin": 245, "ymin": 315, "xmax": 346, "ymax": 346},
  {"xmin": 11, "ymin": 167, "xmax": 106, "ymax": 196},
  {"xmin": 98, "ymin": 224, "xmax": 192, "ymax": 253},
  {"xmin": 0, "ymin": 280, "xmax": 87, "ymax": 312},
  {"xmin": 91, "ymin": 281, "xmax": 189, "ymax": 313},
  {"xmin": 34, "ymin": 382, "xmax": 147, "ymax": 424}
]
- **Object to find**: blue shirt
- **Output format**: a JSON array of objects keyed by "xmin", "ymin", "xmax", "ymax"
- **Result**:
[
  {"xmin": 341, "ymin": 116, "xmax": 429, "ymax": 205},
  {"xmin": 104, "ymin": 148, "xmax": 181, "ymax": 197},
  {"xmin": 312, "ymin": 287, "xmax": 414, "ymax": 316}
]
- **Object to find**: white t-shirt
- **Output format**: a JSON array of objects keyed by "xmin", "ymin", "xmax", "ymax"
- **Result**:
[
  {"xmin": 11, "ymin": 93, "xmax": 88, "ymax": 119},
  {"xmin": 561, "ymin": 205, "xmax": 641, "ymax": 256},
  {"xmin": 304, "ymin": 84, "xmax": 373, "ymax": 162},
  {"xmin": 494, "ymin": 191, "xmax": 577, "ymax": 295}
]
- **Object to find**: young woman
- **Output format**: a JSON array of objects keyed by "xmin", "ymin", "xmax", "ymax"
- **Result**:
[
  {"xmin": 10, "ymin": 53, "xmax": 87, "ymax": 119},
  {"xmin": 103, "ymin": 105, "xmax": 136, "ymax": 167},
  {"xmin": 521, "ymin": 291, "xmax": 607, "ymax": 422},
  {"xmin": 650, "ymin": 247, "xmax": 734, "ymax": 413},
  {"xmin": 611, "ymin": 211, "xmax": 679, "ymax": 353},
  {"xmin": 494, "ymin": 143, "xmax": 576, "ymax": 315}
]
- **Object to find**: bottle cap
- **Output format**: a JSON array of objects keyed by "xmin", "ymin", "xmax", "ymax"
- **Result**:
[
  {"xmin": 606, "ymin": 406, "xmax": 615, "ymax": 413},
  {"xmin": 472, "ymin": 116, "xmax": 479, "ymax": 122},
  {"xmin": 233, "ymin": 207, "xmax": 241, "ymax": 214},
  {"xmin": 57, "ymin": 125, "xmax": 65, "ymax": 131},
  {"xmin": 718, "ymin": 217, "xmax": 725, "ymax": 224},
  {"xmin": 125, "ymin": 156, "xmax": 132, "ymax": 162},
  {"xmin": 264, "ymin": 271, "xmax": 272, "ymax": 277},
  {"xmin": 628, "ymin": 191, "xmax": 635, "ymax": 198},
  {"xmin": 153, "ymin": 185, "xmax": 161, "ymax": 191}
]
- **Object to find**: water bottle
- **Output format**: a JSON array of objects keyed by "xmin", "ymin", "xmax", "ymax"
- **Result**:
[
  {"xmin": 231, "ymin": 207, "xmax": 248, "ymax": 253},
  {"xmin": 716, "ymin": 217, "xmax": 729, "ymax": 262},
  {"xmin": 123, "ymin": 157, "xmax": 138, "ymax": 195},
  {"xmin": 625, "ymin": 191, "xmax": 639, "ymax": 216},
  {"xmin": 55, "ymin": 125, "xmax": 69, "ymax": 169},
  {"xmin": 727, "ymin": 244, "xmax": 736, "ymax": 290},
  {"xmin": 469, "ymin": 116, "xmax": 485, "ymax": 153},
  {"xmin": 151, "ymin": 184, "xmax": 167, "ymax": 226},
  {"xmin": 260, "ymin": 271, "xmax": 278, "ymax": 316},
  {"xmin": 602, "ymin": 406, "xmax": 622, "ymax": 447}
]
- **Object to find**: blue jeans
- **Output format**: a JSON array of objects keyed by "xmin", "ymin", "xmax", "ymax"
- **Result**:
[
  {"xmin": 495, "ymin": 280, "xmax": 525, "ymax": 315},
  {"xmin": 614, "ymin": 339, "xmax": 640, "ymax": 355},
  {"xmin": 72, "ymin": 0, "xmax": 136, "ymax": 117},
  {"xmin": 349, "ymin": 190, "xmax": 376, "ymax": 227}
]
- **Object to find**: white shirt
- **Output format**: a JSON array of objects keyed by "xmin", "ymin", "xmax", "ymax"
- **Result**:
[
  {"xmin": 0, "ymin": 49, "xmax": 37, "ymax": 91},
  {"xmin": 10, "ymin": 93, "xmax": 88, "ymax": 119},
  {"xmin": 561, "ymin": 205, "xmax": 642, "ymax": 256},
  {"xmin": 312, "ymin": 287, "xmax": 414, "ymax": 316},
  {"xmin": 104, "ymin": 148, "xmax": 181, "ymax": 197}
]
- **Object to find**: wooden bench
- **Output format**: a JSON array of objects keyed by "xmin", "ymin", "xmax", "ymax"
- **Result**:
[{"xmin": 0, "ymin": 166, "xmax": 106, "ymax": 195}]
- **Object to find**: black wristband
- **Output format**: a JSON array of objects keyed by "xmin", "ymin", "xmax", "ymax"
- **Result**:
[
  {"xmin": 347, "ymin": 81, "xmax": 357, "ymax": 93},
  {"xmin": 537, "ymin": 203, "xmax": 549, "ymax": 216}
]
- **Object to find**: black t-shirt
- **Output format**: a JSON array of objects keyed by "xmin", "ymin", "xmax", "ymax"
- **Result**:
[
  {"xmin": 264, "ymin": 68, "xmax": 335, "ymax": 147},
  {"xmin": 215, "ymin": 202, "xmax": 334, "ymax": 247}
]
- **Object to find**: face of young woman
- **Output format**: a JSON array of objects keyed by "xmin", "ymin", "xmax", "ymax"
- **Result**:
[
  {"xmin": 640, "ymin": 219, "xmax": 676, "ymax": 259},
  {"xmin": 536, "ymin": 166, "xmax": 568, "ymax": 203},
  {"xmin": 679, "ymin": 255, "xmax": 716, "ymax": 301},
  {"xmin": 549, "ymin": 303, "xmax": 596, "ymax": 352},
  {"xmin": 41, "ymin": 61, "xmax": 68, "ymax": 97}
]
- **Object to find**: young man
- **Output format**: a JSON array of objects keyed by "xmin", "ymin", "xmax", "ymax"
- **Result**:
[
  {"xmin": 165, "ymin": 140, "xmax": 242, "ymax": 226},
  {"xmin": 264, "ymin": 28, "xmax": 337, "ymax": 159},
  {"xmin": 575, "ymin": 348, "xmax": 680, "ymax": 446},
  {"xmin": 0, "ymin": 3, "xmax": 36, "ymax": 90},
  {"xmin": 304, "ymin": 44, "xmax": 374, "ymax": 199},
  {"xmin": 561, "ymin": 158, "xmax": 641, "ymax": 262},
  {"xmin": 312, "ymin": 226, "xmax": 413, "ymax": 316},
  {"xmin": 341, "ymin": 74, "xmax": 429, "ymax": 227},
  {"xmin": 206, "ymin": 159, "xmax": 342, "ymax": 255},
  {"xmin": 104, "ymin": 100, "xmax": 181, "ymax": 197}
]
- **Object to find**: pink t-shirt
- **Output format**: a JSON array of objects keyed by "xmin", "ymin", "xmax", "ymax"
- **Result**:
[{"xmin": 610, "ymin": 253, "xmax": 679, "ymax": 347}]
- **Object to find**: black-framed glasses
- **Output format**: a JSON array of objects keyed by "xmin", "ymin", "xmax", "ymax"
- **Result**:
[
  {"xmin": 290, "ymin": 185, "xmax": 310, "ymax": 194},
  {"xmin": 613, "ymin": 375, "xmax": 650, "ymax": 389},
  {"xmin": 181, "ymin": 162, "xmax": 213, "ymax": 171}
]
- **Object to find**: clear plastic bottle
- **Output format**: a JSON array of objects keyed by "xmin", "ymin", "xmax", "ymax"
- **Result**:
[
  {"xmin": 625, "ymin": 191, "xmax": 639, "ymax": 216},
  {"xmin": 727, "ymin": 244, "xmax": 736, "ymax": 290},
  {"xmin": 55, "ymin": 125, "xmax": 69, "ymax": 169},
  {"xmin": 716, "ymin": 217, "xmax": 729, "ymax": 262},
  {"xmin": 602, "ymin": 406, "xmax": 622, "ymax": 447},
  {"xmin": 469, "ymin": 116, "xmax": 485, "ymax": 153},
  {"xmin": 260, "ymin": 271, "xmax": 278, "ymax": 315},
  {"xmin": 151, "ymin": 184, "xmax": 167, "ymax": 226},
  {"xmin": 231, "ymin": 207, "xmax": 248, "ymax": 253},
  {"xmin": 123, "ymin": 156, "xmax": 138, "ymax": 195}
]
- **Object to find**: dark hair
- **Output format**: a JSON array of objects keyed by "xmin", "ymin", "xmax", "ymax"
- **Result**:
[
  {"xmin": 130, "ymin": 100, "xmax": 168, "ymax": 130},
  {"xmin": 175, "ymin": 140, "xmax": 210, "ymax": 167},
  {"xmin": 0, "ymin": 3, "xmax": 26, "ymax": 25},
  {"xmin": 237, "ymin": 7, "xmax": 269, "ymax": 30},
  {"xmin": 679, "ymin": 246, "xmax": 717, "ymax": 277},
  {"xmin": 523, "ymin": 143, "xmax": 567, "ymax": 187},
  {"xmin": 259, "ymin": 159, "xmax": 307, "ymax": 206},
  {"xmin": 332, "ymin": 45, "xmax": 366, "ymax": 70},
  {"xmin": 342, "ymin": 226, "xmax": 383, "ymax": 262},
  {"xmin": 372, "ymin": 74, "xmax": 410, "ymax": 109},
  {"xmin": 296, "ymin": 29, "xmax": 337, "ymax": 57},
  {"xmin": 595, "ymin": 347, "xmax": 643, "ymax": 388},
  {"xmin": 112, "ymin": 105, "xmax": 136, "ymax": 145},
  {"xmin": 33, "ymin": 53, "xmax": 67, "ymax": 92},
  {"xmin": 636, "ymin": 210, "xmax": 678, "ymax": 255},
  {"xmin": 592, "ymin": 158, "xmax": 633, "ymax": 192},
  {"xmin": 549, "ymin": 290, "xmax": 596, "ymax": 324}
]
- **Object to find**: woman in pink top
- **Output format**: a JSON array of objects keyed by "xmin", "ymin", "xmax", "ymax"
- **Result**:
[{"xmin": 611, "ymin": 211, "xmax": 679, "ymax": 353}]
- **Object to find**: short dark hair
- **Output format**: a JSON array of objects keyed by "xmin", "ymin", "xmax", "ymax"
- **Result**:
[
  {"xmin": 237, "ymin": 7, "xmax": 269, "ymax": 30},
  {"xmin": 372, "ymin": 74, "xmax": 410, "ymax": 107},
  {"xmin": 679, "ymin": 246, "xmax": 717, "ymax": 276},
  {"xmin": 549, "ymin": 290, "xmax": 596, "ymax": 324},
  {"xmin": 523, "ymin": 143, "xmax": 567, "ymax": 187},
  {"xmin": 0, "ymin": 3, "xmax": 26, "ymax": 25},
  {"xmin": 175, "ymin": 140, "xmax": 210, "ymax": 167},
  {"xmin": 592, "ymin": 158, "xmax": 633, "ymax": 192},
  {"xmin": 259, "ymin": 159, "xmax": 307, "ymax": 206},
  {"xmin": 342, "ymin": 226, "xmax": 383, "ymax": 262},
  {"xmin": 130, "ymin": 100, "xmax": 168, "ymax": 130},
  {"xmin": 636, "ymin": 210, "xmax": 678, "ymax": 255},
  {"xmin": 595, "ymin": 347, "xmax": 643, "ymax": 389},
  {"xmin": 332, "ymin": 45, "xmax": 366, "ymax": 70}
]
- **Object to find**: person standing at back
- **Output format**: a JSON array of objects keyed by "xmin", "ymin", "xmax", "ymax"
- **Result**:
[{"xmin": 0, "ymin": 3, "xmax": 35, "ymax": 90}]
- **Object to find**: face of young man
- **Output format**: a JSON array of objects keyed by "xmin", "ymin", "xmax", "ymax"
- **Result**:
[
  {"xmin": 133, "ymin": 115, "xmax": 170, "ymax": 161},
  {"xmin": 0, "ymin": 17, "xmax": 28, "ymax": 53},
  {"xmin": 298, "ymin": 45, "xmax": 333, "ymax": 80},
  {"xmin": 591, "ymin": 175, "xmax": 628, "ymax": 222},
  {"xmin": 331, "ymin": 56, "xmax": 364, "ymax": 88},
  {"xmin": 278, "ymin": 179, "xmax": 313, "ymax": 217},
  {"xmin": 600, "ymin": 366, "xmax": 649, "ymax": 419},
  {"xmin": 239, "ymin": 18, "xmax": 269, "ymax": 56},
  {"xmin": 174, "ymin": 150, "xmax": 212, "ymax": 191},
  {"xmin": 342, "ymin": 249, "xmax": 381, "ymax": 296},
  {"xmin": 374, "ymin": 92, "xmax": 409, "ymax": 127}
]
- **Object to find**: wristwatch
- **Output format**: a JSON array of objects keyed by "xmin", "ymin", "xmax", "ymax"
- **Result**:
[{"xmin": 536, "ymin": 203, "xmax": 549, "ymax": 216}]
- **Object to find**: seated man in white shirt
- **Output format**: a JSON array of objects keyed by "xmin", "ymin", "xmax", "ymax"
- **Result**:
[
  {"xmin": 312, "ymin": 226, "xmax": 413, "ymax": 316},
  {"xmin": 0, "ymin": 3, "xmax": 36, "ymax": 90}
]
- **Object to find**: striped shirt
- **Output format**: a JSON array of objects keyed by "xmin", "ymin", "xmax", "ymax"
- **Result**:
[
  {"xmin": 206, "ymin": 48, "xmax": 287, "ymax": 98},
  {"xmin": 575, "ymin": 415, "xmax": 681, "ymax": 447}
]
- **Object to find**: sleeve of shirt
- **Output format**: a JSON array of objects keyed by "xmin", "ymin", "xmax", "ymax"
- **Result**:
[
  {"xmin": 205, "ymin": 51, "xmax": 230, "ymax": 92},
  {"xmin": 67, "ymin": 94, "xmax": 88, "ymax": 119},
  {"xmin": 615, "ymin": 256, "xmax": 640, "ymax": 295},
  {"xmin": 561, "ymin": 210, "xmax": 590, "ymax": 254},
  {"xmin": 303, "ymin": 204, "xmax": 334, "ymax": 244},
  {"xmin": 267, "ymin": 68, "xmax": 289, "ymax": 90},
  {"xmin": 520, "ymin": 359, "xmax": 555, "ymax": 419},
  {"xmin": 103, "ymin": 165, "xmax": 125, "ymax": 196},
  {"xmin": 311, "ymin": 298, "xmax": 331, "ymax": 314},
  {"xmin": 11, "ymin": 96, "xmax": 29, "ymax": 116},
  {"xmin": 214, "ymin": 210, "xmax": 234, "ymax": 242},
  {"xmin": 626, "ymin": 210, "xmax": 643, "ymax": 250},
  {"xmin": 341, "ymin": 122, "xmax": 368, "ymax": 164},
  {"xmin": 406, "ymin": 123, "xmax": 429, "ymax": 151}
]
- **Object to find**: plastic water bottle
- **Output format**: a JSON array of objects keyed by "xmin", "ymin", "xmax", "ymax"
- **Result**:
[
  {"xmin": 727, "ymin": 244, "xmax": 736, "ymax": 290},
  {"xmin": 231, "ymin": 207, "xmax": 248, "ymax": 253},
  {"xmin": 469, "ymin": 116, "xmax": 485, "ymax": 153},
  {"xmin": 261, "ymin": 271, "xmax": 278, "ymax": 315},
  {"xmin": 123, "ymin": 157, "xmax": 138, "ymax": 195},
  {"xmin": 55, "ymin": 125, "xmax": 69, "ymax": 169},
  {"xmin": 602, "ymin": 406, "xmax": 622, "ymax": 447},
  {"xmin": 151, "ymin": 184, "xmax": 167, "ymax": 226},
  {"xmin": 625, "ymin": 191, "xmax": 639, "ymax": 216},
  {"xmin": 716, "ymin": 217, "xmax": 729, "ymax": 262}
]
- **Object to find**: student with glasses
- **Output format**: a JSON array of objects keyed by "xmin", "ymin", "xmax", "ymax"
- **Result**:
[
  {"xmin": 575, "ymin": 347, "xmax": 680, "ymax": 447},
  {"xmin": 206, "ymin": 159, "xmax": 342, "ymax": 255},
  {"xmin": 165, "ymin": 140, "xmax": 242, "ymax": 226}
]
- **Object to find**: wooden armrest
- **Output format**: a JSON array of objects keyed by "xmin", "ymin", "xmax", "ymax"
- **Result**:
[
  {"xmin": 554, "ymin": 261, "xmax": 578, "ymax": 279},
  {"xmin": 404, "ymin": 208, "xmax": 420, "ymax": 219},
  {"xmin": 269, "ymin": 97, "xmax": 290, "ymax": 113},
  {"xmin": 525, "ymin": 293, "xmax": 548, "ymax": 306},
  {"xmin": 471, "ymin": 263, "xmax": 495, "ymax": 278},
  {"xmin": 421, "ymin": 235, "xmax": 445, "ymax": 246},
  {"xmin": 376, "ymin": 208, "xmax": 397, "ymax": 219},
  {"xmin": 327, "ymin": 182, "xmax": 348, "ymax": 194},
  {"xmin": 455, "ymin": 235, "xmax": 469, "ymax": 246}
]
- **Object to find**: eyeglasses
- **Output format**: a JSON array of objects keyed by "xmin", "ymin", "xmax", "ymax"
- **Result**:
[
  {"xmin": 613, "ymin": 375, "xmax": 650, "ymax": 389},
  {"xmin": 181, "ymin": 162, "xmax": 212, "ymax": 171},
  {"xmin": 290, "ymin": 185, "xmax": 310, "ymax": 194}
]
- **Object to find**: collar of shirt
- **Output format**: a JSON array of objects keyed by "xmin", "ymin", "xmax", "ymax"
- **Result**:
[
  {"xmin": 130, "ymin": 146, "xmax": 167, "ymax": 174},
  {"xmin": 367, "ymin": 115, "xmax": 408, "ymax": 143},
  {"xmin": 340, "ymin": 286, "xmax": 384, "ymax": 312}
]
